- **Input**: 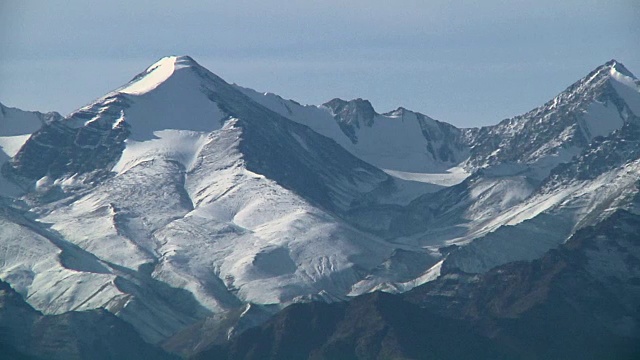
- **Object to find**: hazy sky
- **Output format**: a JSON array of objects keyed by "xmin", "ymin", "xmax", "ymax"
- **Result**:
[{"xmin": 1, "ymin": 0, "xmax": 638, "ymax": 127}]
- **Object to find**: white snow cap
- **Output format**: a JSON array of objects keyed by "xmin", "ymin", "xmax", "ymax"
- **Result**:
[
  {"xmin": 119, "ymin": 55, "xmax": 201, "ymax": 95},
  {"xmin": 606, "ymin": 59, "xmax": 635, "ymax": 78},
  {"xmin": 606, "ymin": 59, "xmax": 640, "ymax": 116}
]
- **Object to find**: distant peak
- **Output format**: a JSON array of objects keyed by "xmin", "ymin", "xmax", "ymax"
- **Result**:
[
  {"xmin": 172, "ymin": 55, "xmax": 201, "ymax": 68},
  {"xmin": 146, "ymin": 55, "xmax": 200, "ymax": 72},
  {"xmin": 323, "ymin": 98, "xmax": 377, "ymax": 130},
  {"xmin": 323, "ymin": 98, "xmax": 376, "ymax": 114},
  {"xmin": 384, "ymin": 107, "xmax": 410, "ymax": 117},
  {"xmin": 174, "ymin": 54, "xmax": 197, "ymax": 62},
  {"xmin": 322, "ymin": 98, "xmax": 347, "ymax": 110},
  {"xmin": 561, "ymin": 59, "xmax": 639, "ymax": 100},
  {"xmin": 604, "ymin": 59, "xmax": 620, "ymax": 67},
  {"xmin": 119, "ymin": 55, "xmax": 203, "ymax": 96},
  {"xmin": 604, "ymin": 59, "xmax": 636, "ymax": 79}
]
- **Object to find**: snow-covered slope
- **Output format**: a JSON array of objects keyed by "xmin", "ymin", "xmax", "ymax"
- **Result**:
[
  {"xmin": 234, "ymin": 87, "xmax": 469, "ymax": 173},
  {"xmin": 464, "ymin": 60, "xmax": 640, "ymax": 179},
  {"xmin": 439, "ymin": 119, "xmax": 640, "ymax": 276},
  {"xmin": 1, "ymin": 56, "xmax": 438, "ymax": 342},
  {"xmin": 346, "ymin": 59, "xmax": 640, "ymax": 292},
  {"xmin": 1, "ymin": 56, "xmax": 640, "ymax": 348},
  {"xmin": 234, "ymin": 85, "xmax": 470, "ymax": 204}
]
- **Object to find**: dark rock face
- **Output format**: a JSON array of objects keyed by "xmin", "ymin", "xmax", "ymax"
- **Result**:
[
  {"xmin": 463, "ymin": 61, "xmax": 638, "ymax": 174},
  {"xmin": 407, "ymin": 209, "xmax": 640, "ymax": 359},
  {"xmin": 546, "ymin": 120, "xmax": 640, "ymax": 184},
  {"xmin": 200, "ymin": 77, "xmax": 392, "ymax": 214},
  {"xmin": 323, "ymin": 98, "xmax": 377, "ymax": 143},
  {"xmin": 194, "ymin": 292, "xmax": 512, "ymax": 360},
  {"xmin": 162, "ymin": 304, "xmax": 275, "ymax": 358},
  {"xmin": 414, "ymin": 111, "xmax": 467, "ymax": 163},
  {"xmin": 6, "ymin": 94, "xmax": 130, "ymax": 182},
  {"xmin": 0, "ymin": 280, "xmax": 176, "ymax": 360}
]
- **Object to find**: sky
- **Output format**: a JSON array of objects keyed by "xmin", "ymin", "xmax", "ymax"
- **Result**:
[{"xmin": 1, "ymin": 0, "xmax": 638, "ymax": 127}]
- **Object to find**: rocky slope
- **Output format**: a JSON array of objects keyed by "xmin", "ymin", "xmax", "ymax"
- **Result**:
[
  {"xmin": 196, "ymin": 207, "xmax": 640, "ymax": 359},
  {"xmin": 0, "ymin": 102, "xmax": 62, "ymax": 197},
  {"xmin": 464, "ymin": 60, "xmax": 639, "ymax": 179},
  {"xmin": 0, "ymin": 280, "xmax": 174, "ymax": 360}
]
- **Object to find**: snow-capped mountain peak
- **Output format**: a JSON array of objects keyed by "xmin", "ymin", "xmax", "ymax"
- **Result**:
[
  {"xmin": 605, "ymin": 59, "xmax": 640, "ymax": 116},
  {"xmin": 464, "ymin": 59, "xmax": 640, "ymax": 177},
  {"xmin": 606, "ymin": 59, "xmax": 635, "ymax": 77},
  {"xmin": 322, "ymin": 98, "xmax": 378, "ymax": 141},
  {"xmin": 118, "ymin": 55, "xmax": 203, "ymax": 96},
  {"xmin": 2, "ymin": 55, "xmax": 407, "ymax": 342},
  {"xmin": 7, "ymin": 55, "xmax": 234, "ymax": 181},
  {"xmin": 2, "ymin": 55, "xmax": 640, "ymax": 353},
  {"xmin": 235, "ymin": 86, "xmax": 470, "ymax": 175}
]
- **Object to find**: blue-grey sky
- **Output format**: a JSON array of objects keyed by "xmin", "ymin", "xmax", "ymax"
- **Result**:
[{"xmin": 1, "ymin": 0, "xmax": 638, "ymax": 127}]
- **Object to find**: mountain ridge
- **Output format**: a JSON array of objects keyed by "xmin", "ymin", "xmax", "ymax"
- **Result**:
[
  {"xmin": 195, "ymin": 206, "xmax": 640, "ymax": 359},
  {"xmin": 0, "ymin": 55, "xmax": 639, "ymax": 357}
]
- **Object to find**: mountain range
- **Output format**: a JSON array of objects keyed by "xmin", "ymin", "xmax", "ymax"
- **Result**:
[{"xmin": 0, "ymin": 55, "xmax": 639, "ymax": 359}]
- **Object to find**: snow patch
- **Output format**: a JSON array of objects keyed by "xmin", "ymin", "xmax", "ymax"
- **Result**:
[
  {"xmin": 384, "ymin": 167, "xmax": 469, "ymax": 187},
  {"xmin": 379, "ymin": 167, "xmax": 470, "ymax": 205},
  {"xmin": 119, "ymin": 57, "xmax": 178, "ymax": 95},
  {"xmin": 120, "ymin": 73, "xmax": 226, "ymax": 140},
  {"xmin": 609, "ymin": 68, "xmax": 640, "ymax": 116},
  {"xmin": 235, "ymin": 85, "xmax": 466, "ymax": 174},
  {"xmin": 0, "ymin": 135, "xmax": 31, "ymax": 158},
  {"xmin": 113, "ymin": 130, "xmax": 211, "ymax": 174},
  {"xmin": 582, "ymin": 101, "xmax": 624, "ymax": 138}
]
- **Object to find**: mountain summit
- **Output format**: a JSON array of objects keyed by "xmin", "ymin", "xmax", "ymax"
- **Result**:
[
  {"xmin": 118, "ymin": 55, "xmax": 204, "ymax": 96},
  {"xmin": 0, "ymin": 56, "xmax": 639, "ymax": 357},
  {"xmin": 464, "ymin": 57, "xmax": 640, "ymax": 177},
  {"xmin": 2, "ymin": 54, "xmax": 402, "ymax": 342}
]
